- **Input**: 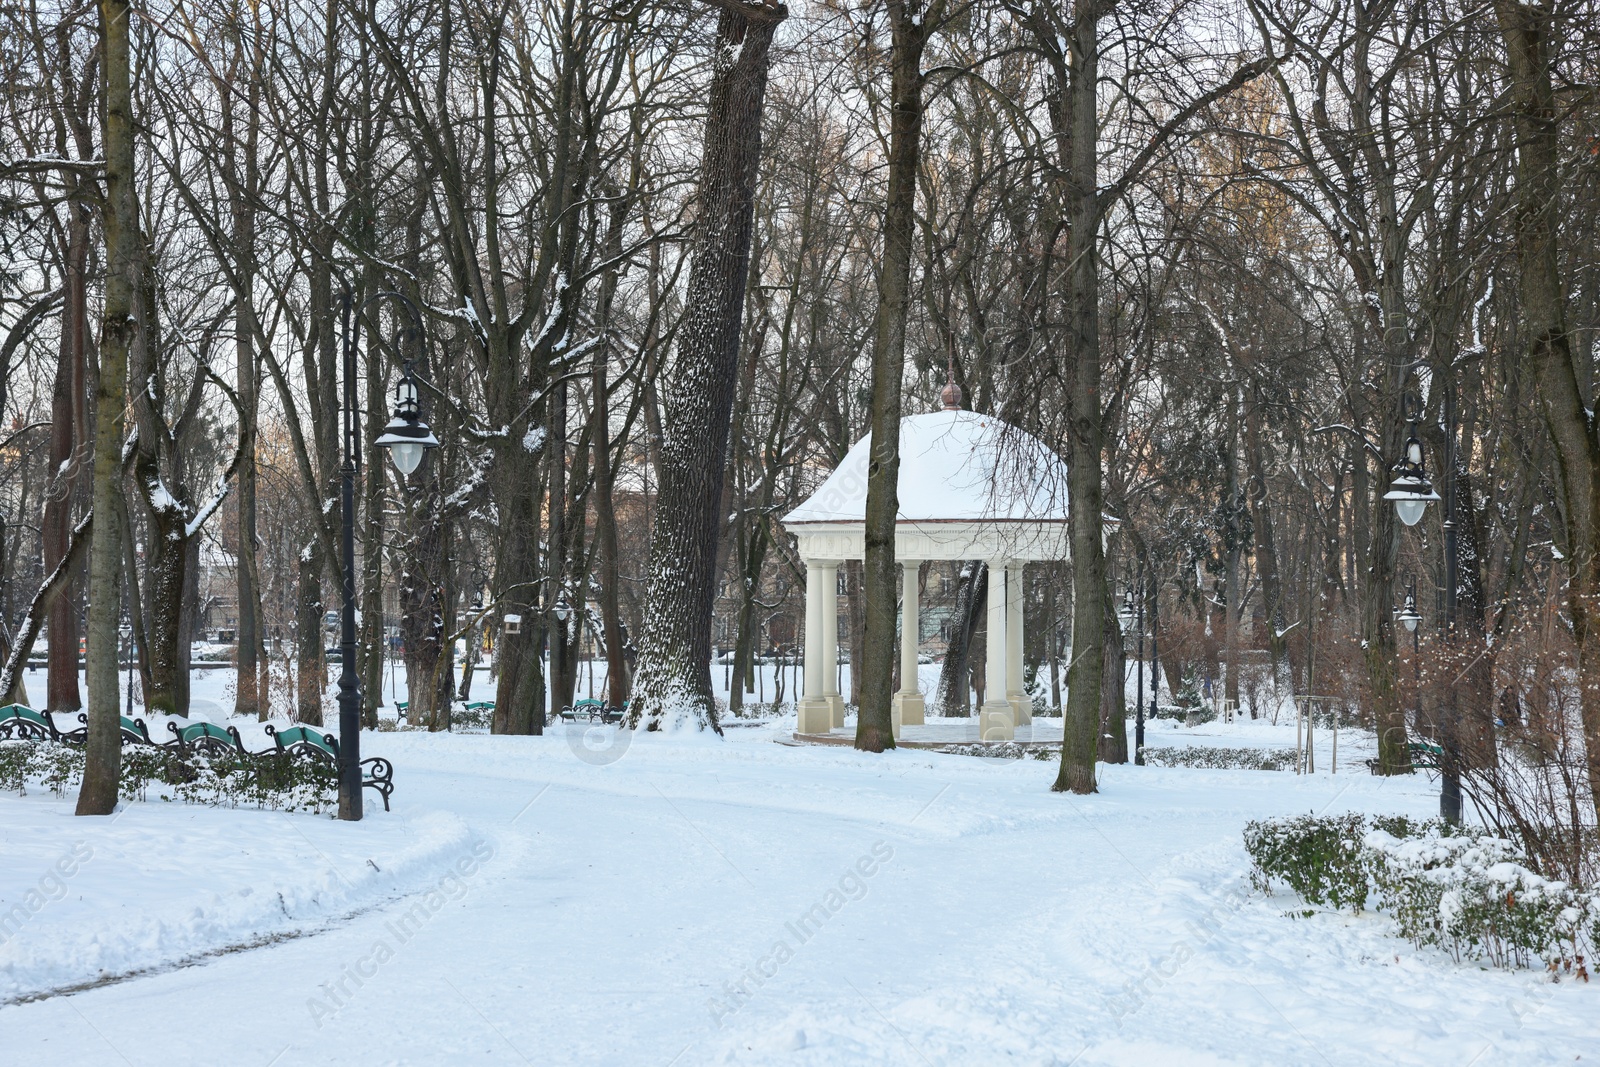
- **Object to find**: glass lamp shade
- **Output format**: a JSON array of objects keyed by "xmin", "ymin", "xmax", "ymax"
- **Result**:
[
  {"xmin": 391, "ymin": 440, "xmax": 425, "ymax": 475},
  {"xmin": 1402, "ymin": 615, "xmax": 1419, "ymax": 633},
  {"xmin": 1384, "ymin": 472, "xmax": 1440, "ymax": 527},
  {"xmin": 375, "ymin": 408, "xmax": 439, "ymax": 476}
]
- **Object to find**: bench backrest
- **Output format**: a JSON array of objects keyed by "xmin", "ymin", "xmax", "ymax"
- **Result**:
[
  {"xmin": 574, "ymin": 698, "xmax": 605, "ymax": 708},
  {"xmin": 177, "ymin": 721, "xmax": 236, "ymax": 746},
  {"xmin": 276, "ymin": 725, "xmax": 338, "ymax": 757},
  {"xmin": 0, "ymin": 704, "xmax": 50, "ymax": 730}
]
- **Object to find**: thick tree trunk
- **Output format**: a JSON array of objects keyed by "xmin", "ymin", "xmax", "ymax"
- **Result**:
[
  {"xmin": 1099, "ymin": 582, "xmax": 1128, "ymax": 763},
  {"xmin": 1494, "ymin": 0, "xmax": 1600, "ymax": 818},
  {"xmin": 1052, "ymin": 3, "xmax": 1104, "ymax": 795},
  {"xmin": 232, "ymin": 202, "xmax": 264, "ymax": 720},
  {"xmin": 44, "ymin": 205, "xmax": 88, "ymax": 713},
  {"xmin": 934, "ymin": 561, "xmax": 985, "ymax": 715},
  {"xmin": 359, "ymin": 304, "xmax": 386, "ymax": 729},
  {"xmin": 141, "ymin": 517, "xmax": 188, "ymax": 717},
  {"xmin": 1, "ymin": 515, "xmax": 91, "ymax": 707},
  {"xmin": 297, "ymin": 543, "xmax": 325, "ymax": 725},
  {"xmin": 400, "ymin": 479, "xmax": 447, "ymax": 728},
  {"xmin": 491, "ymin": 433, "xmax": 547, "ymax": 734},
  {"xmin": 1245, "ymin": 407, "xmax": 1289, "ymax": 694},
  {"xmin": 592, "ymin": 336, "xmax": 630, "ymax": 709},
  {"xmin": 78, "ymin": 0, "xmax": 135, "ymax": 815},
  {"xmin": 628, "ymin": 2, "xmax": 785, "ymax": 732},
  {"xmin": 858, "ymin": 0, "xmax": 936, "ymax": 752},
  {"xmin": 547, "ymin": 381, "xmax": 577, "ymax": 714}
]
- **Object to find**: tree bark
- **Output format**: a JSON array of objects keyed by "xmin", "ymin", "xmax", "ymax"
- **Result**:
[
  {"xmin": 1100, "ymin": 581, "xmax": 1128, "ymax": 763},
  {"xmin": 591, "ymin": 220, "xmax": 631, "ymax": 708},
  {"xmin": 628, "ymin": 1, "xmax": 786, "ymax": 732},
  {"xmin": 1051, "ymin": 1, "xmax": 1106, "ymax": 795},
  {"xmin": 44, "ymin": 204, "xmax": 89, "ymax": 713},
  {"xmin": 858, "ymin": 0, "xmax": 939, "ymax": 752},
  {"xmin": 934, "ymin": 561, "xmax": 985, "ymax": 715},
  {"xmin": 1493, "ymin": 0, "xmax": 1600, "ymax": 818},
  {"xmin": 78, "ymin": 0, "xmax": 135, "ymax": 815}
]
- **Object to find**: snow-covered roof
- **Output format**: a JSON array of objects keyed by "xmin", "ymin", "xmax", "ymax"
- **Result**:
[{"xmin": 783, "ymin": 410, "xmax": 1070, "ymax": 525}]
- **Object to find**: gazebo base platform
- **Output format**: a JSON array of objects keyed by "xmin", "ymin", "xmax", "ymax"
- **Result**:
[{"xmin": 792, "ymin": 718, "xmax": 1062, "ymax": 751}]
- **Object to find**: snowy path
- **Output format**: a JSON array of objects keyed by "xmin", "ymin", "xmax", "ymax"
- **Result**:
[{"xmin": 0, "ymin": 728, "xmax": 1591, "ymax": 1065}]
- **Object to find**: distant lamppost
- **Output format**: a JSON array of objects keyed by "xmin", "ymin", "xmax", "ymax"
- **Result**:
[
  {"xmin": 337, "ymin": 288, "xmax": 438, "ymax": 821},
  {"xmin": 119, "ymin": 614, "xmax": 133, "ymax": 718},
  {"xmin": 1118, "ymin": 577, "xmax": 1146, "ymax": 765},
  {"xmin": 1397, "ymin": 580, "xmax": 1422, "ymax": 740}
]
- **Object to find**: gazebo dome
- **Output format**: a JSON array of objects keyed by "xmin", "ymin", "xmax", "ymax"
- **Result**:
[{"xmin": 784, "ymin": 409, "xmax": 1070, "ymax": 527}]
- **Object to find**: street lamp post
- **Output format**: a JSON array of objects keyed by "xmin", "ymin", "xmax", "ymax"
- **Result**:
[
  {"xmin": 1397, "ymin": 580, "xmax": 1421, "ymax": 739},
  {"xmin": 120, "ymin": 615, "xmax": 133, "ymax": 719},
  {"xmin": 1148, "ymin": 566, "xmax": 1159, "ymax": 746},
  {"xmin": 1119, "ymin": 575, "xmax": 1146, "ymax": 766},
  {"xmin": 337, "ymin": 288, "xmax": 438, "ymax": 821},
  {"xmin": 1382, "ymin": 394, "xmax": 1461, "ymax": 823}
]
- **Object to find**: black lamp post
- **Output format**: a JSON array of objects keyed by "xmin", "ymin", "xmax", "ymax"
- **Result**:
[
  {"xmin": 1397, "ymin": 580, "xmax": 1421, "ymax": 737},
  {"xmin": 337, "ymin": 288, "xmax": 437, "ymax": 821},
  {"xmin": 1119, "ymin": 577, "xmax": 1146, "ymax": 765},
  {"xmin": 1382, "ymin": 397, "xmax": 1461, "ymax": 824},
  {"xmin": 120, "ymin": 614, "xmax": 133, "ymax": 718}
]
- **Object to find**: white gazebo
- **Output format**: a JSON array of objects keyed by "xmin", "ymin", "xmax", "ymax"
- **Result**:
[{"xmin": 782, "ymin": 397, "xmax": 1072, "ymax": 741}]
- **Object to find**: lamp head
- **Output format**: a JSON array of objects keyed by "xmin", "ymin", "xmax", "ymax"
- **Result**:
[{"xmin": 375, "ymin": 370, "xmax": 439, "ymax": 475}]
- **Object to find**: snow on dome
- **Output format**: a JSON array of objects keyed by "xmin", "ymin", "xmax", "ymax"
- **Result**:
[{"xmin": 783, "ymin": 410, "xmax": 1070, "ymax": 525}]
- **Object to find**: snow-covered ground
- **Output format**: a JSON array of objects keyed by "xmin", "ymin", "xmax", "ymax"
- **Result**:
[{"xmin": 1, "ymin": 666, "xmax": 1592, "ymax": 1064}]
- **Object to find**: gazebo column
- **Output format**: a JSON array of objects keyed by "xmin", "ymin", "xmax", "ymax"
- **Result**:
[
  {"xmin": 821, "ymin": 561, "xmax": 843, "ymax": 727},
  {"xmin": 797, "ymin": 559, "xmax": 832, "ymax": 734},
  {"xmin": 893, "ymin": 560, "xmax": 925, "ymax": 732},
  {"xmin": 1006, "ymin": 562, "xmax": 1030, "ymax": 726},
  {"xmin": 980, "ymin": 557, "xmax": 1015, "ymax": 741}
]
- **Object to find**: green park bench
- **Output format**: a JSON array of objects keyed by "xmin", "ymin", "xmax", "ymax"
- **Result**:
[
  {"xmin": 558, "ymin": 699, "xmax": 624, "ymax": 724},
  {"xmin": 1408, "ymin": 740, "xmax": 1444, "ymax": 771},
  {"xmin": 1, "ymin": 703, "xmax": 395, "ymax": 811},
  {"xmin": 0, "ymin": 703, "xmax": 76, "ymax": 744},
  {"xmin": 266, "ymin": 724, "xmax": 395, "ymax": 811},
  {"xmin": 167, "ymin": 719, "xmax": 249, "ymax": 756}
]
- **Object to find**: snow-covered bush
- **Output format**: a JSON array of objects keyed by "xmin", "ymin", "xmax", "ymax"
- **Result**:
[
  {"xmin": 935, "ymin": 742, "xmax": 1054, "ymax": 760},
  {"xmin": 1365, "ymin": 827, "xmax": 1597, "ymax": 974},
  {"xmin": 1145, "ymin": 746, "xmax": 1296, "ymax": 771},
  {"xmin": 1244, "ymin": 813, "xmax": 1599, "ymax": 976},
  {"xmin": 0, "ymin": 738, "xmax": 337, "ymax": 812},
  {"xmin": 1243, "ymin": 813, "xmax": 1370, "ymax": 911}
]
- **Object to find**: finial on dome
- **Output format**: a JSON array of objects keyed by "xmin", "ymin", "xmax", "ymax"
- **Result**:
[{"xmin": 941, "ymin": 354, "xmax": 963, "ymax": 411}]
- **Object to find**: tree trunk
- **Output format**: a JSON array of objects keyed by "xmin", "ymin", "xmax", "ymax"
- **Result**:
[
  {"xmin": 1052, "ymin": 2, "xmax": 1105, "ymax": 795},
  {"xmin": 1, "ymin": 516, "xmax": 92, "ymax": 708},
  {"xmin": 78, "ymin": 0, "xmax": 135, "ymax": 815},
  {"xmin": 628, "ymin": 1, "xmax": 786, "ymax": 732},
  {"xmin": 934, "ymin": 561, "xmax": 985, "ymax": 715},
  {"xmin": 44, "ymin": 203, "xmax": 88, "ymax": 713},
  {"xmin": 1245, "ymin": 403, "xmax": 1289, "ymax": 694},
  {"xmin": 548, "ymin": 379, "xmax": 576, "ymax": 714},
  {"xmin": 591, "ymin": 295, "xmax": 630, "ymax": 709},
  {"xmin": 858, "ymin": 0, "xmax": 937, "ymax": 752},
  {"xmin": 297, "ymin": 543, "xmax": 325, "ymax": 725},
  {"xmin": 1099, "ymin": 582, "xmax": 1128, "ymax": 763},
  {"xmin": 1493, "ymin": 0, "xmax": 1600, "ymax": 818}
]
